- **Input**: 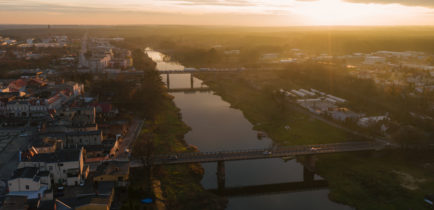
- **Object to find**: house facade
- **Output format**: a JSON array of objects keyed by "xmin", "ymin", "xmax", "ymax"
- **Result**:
[{"xmin": 18, "ymin": 148, "xmax": 84, "ymax": 186}]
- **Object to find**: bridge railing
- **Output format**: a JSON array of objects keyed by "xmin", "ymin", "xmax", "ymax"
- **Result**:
[{"xmin": 150, "ymin": 141, "xmax": 381, "ymax": 160}]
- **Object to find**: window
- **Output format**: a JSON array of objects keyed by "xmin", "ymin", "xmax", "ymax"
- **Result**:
[{"xmin": 26, "ymin": 185, "xmax": 29, "ymax": 190}]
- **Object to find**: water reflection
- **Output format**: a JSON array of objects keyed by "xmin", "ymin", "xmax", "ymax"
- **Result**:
[{"xmin": 145, "ymin": 48, "xmax": 184, "ymax": 71}]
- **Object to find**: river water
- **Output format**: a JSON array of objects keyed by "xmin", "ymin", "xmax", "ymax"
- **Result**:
[{"xmin": 145, "ymin": 49, "xmax": 352, "ymax": 210}]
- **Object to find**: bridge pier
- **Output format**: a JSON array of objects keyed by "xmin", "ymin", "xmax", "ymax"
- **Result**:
[
  {"xmin": 217, "ymin": 161, "xmax": 225, "ymax": 191},
  {"xmin": 166, "ymin": 73, "xmax": 170, "ymax": 89},
  {"xmin": 303, "ymin": 166, "xmax": 314, "ymax": 182},
  {"xmin": 190, "ymin": 74, "xmax": 194, "ymax": 89},
  {"xmin": 305, "ymin": 155, "xmax": 316, "ymax": 171},
  {"xmin": 298, "ymin": 155, "xmax": 316, "ymax": 182}
]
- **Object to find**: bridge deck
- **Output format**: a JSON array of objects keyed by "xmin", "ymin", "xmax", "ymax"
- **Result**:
[
  {"xmin": 167, "ymin": 87, "xmax": 211, "ymax": 93},
  {"xmin": 159, "ymin": 69, "xmax": 243, "ymax": 74},
  {"xmin": 137, "ymin": 141, "xmax": 381, "ymax": 166}
]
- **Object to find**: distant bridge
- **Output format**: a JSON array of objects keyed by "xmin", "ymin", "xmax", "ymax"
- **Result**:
[{"xmin": 162, "ymin": 72, "xmax": 208, "ymax": 92}]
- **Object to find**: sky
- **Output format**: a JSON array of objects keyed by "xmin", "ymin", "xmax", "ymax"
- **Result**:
[{"xmin": 0, "ymin": 0, "xmax": 433, "ymax": 26}]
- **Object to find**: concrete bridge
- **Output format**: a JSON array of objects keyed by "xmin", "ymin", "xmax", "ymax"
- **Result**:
[
  {"xmin": 161, "ymin": 71, "xmax": 210, "ymax": 91},
  {"xmin": 158, "ymin": 69, "xmax": 244, "ymax": 74},
  {"xmin": 146, "ymin": 141, "xmax": 380, "ymax": 165},
  {"xmin": 131, "ymin": 141, "xmax": 382, "ymax": 190},
  {"xmin": 159, "ymin": 69, "xmax": 241, "ymax": 91}
]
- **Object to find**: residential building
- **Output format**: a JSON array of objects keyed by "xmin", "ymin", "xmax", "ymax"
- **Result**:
[
  {"xmin": 19, "ymin": 148, "xmax": 84, "ymax": 186},
  {"xmin": 7, "ymin": 167, "xmax": 51, "ymax": 199}
]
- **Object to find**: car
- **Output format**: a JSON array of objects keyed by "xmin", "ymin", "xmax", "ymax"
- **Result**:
[
  {"xmin": 311, "ymin": 147, "xmax": 320, "ymax": 151},
  {"xmin": 79, "ymin": 180, "xmax": 85, "ymax": 187},
  {"xmin": 19, "ymin": 133, "xmax": 28, "ymax": 137},
  {"xmin": 424, "ymin": 194, "xmax": 433, "ymax": 206},
  {"xmin": 263, "ymin": 151, "xmax": 272, "ymax": 155},
  {"xmin": 168, "ymin": 155, "xmax": 178, "ymax": 160}
]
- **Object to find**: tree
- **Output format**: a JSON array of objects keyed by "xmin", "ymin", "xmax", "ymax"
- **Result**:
[
  {"xmin": 132, "ymin": 49, "xmax": 156, "ymax": 71},
  {"xmin": 391, "ymin": 125, "xmax": 428, "ymax": 149}
]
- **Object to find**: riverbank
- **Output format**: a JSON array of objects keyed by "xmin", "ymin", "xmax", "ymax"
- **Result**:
[
  {"xmin": 195, "ymin": 72, "xmax": 357, "ymax": 146},
  {"xmin": 129, "ymin": 94, "xmax": 227, "ymax": 210},
  {"xmin": 195, "ymin": 71, "xmax": 434, "ymax": 209}
]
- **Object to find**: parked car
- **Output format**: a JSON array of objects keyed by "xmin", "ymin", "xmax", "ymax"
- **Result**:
[
  {"xmin": 311, "ymin": 147, "xmax": 320, "ymax": 151},
  {"xmin": 424, "ymin": 194, "xmax": 433, "ymax": 206},
  {"xmin": 263, "ymin": 151, "xmax": 272, "ymax": 155}
]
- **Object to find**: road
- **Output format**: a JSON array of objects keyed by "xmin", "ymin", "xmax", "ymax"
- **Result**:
[
  {"xmin": 79, "ymin": 32, "xmax": 88, "ymax": 68},
  {"xmin": 112, "ymin": 118, "xmax": 144, "ymax": 160},
  {"xmin": 0, "ymin": 130, "xmax": 34, "ymax": 180}
]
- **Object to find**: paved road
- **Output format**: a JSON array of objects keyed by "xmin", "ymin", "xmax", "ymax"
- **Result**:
[
  {"xmin": 112, "ymin": 118, "xmax": 144, "ymax": 160},
  {"xmin": 0, "ymin": 130, "xmax": 34, "ymax": 180},
  {"xmin": 79, "ymin": 32, "xmax": 88, "ymax": 68}
]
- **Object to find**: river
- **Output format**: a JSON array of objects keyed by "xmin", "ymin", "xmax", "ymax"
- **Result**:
[{"xmin": 145, "ymin": 48, "xmax": 352, "ymax": 210}]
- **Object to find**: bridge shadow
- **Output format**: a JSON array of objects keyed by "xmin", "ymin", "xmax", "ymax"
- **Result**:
[
  {"xmin": 210, "ymin": 163, "xmax": 326, "ymax": 197},
  {"xmin": 167, "ymin": 87, "xmax": 211, "ymax": 93},
  {"xmin": 209, "ymin": 179, "xmax": 328, "ymax": 197}
]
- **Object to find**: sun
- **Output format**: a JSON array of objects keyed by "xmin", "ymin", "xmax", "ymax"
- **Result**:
[{"xmin": 290, "ymin": 0, "xmax": 430, "ymax": 26}]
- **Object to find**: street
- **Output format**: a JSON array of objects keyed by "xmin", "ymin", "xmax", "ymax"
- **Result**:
[{"xmin": 112, "ymin": 118, "xmax": 144, "ymax": 160}]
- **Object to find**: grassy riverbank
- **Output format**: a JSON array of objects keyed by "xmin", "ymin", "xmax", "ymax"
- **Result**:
[
  {"xmin": 196, "ymin": 72, "xmax": 434, "ymax": 209},
  {"xmin": 196, "ymin": 72, "xmax": 359, "ymax": 146},
  {"xmin": 128, "ymin": 95, "xmax": 227, "ymax": 210}
]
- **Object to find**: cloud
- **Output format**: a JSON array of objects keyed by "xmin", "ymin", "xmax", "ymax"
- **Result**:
[
  {"xmin": 343, "ymin": 0, "xmax": 434, "ymax": 8},
  {"xmin": 168, "ymin": 0, "xmax": 255, "ymax": 6},
  {"xmin": 0, "ymin": 1, "xmax": 115, "ymax": 13}
]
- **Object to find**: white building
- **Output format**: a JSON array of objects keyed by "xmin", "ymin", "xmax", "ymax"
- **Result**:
[
  {"xmin": 299, "ymin": 89, "xmax": 316, "ymax": 96},
  {"xmin": 40, "ymin": 130, "xmax": 103, "ymax": 148},
  {"xmin": 363, "ymin": 56, "xmax": 386, "ymax": 65},
  {"xmin": 7, "ymin": 167, "xmax": 51, "ymax": 199},
  {"xmin": 224, "ymin": 50, "xmax": 240, "ymax": 55},
  {"xmin": 18, "ymin": 148, "xmax": 84, "ymax": 186},
  {"xmin": 326, "ymin": 94, "xmax": 346, "ymax": 103},
  {"xmin": 358, "ymin": 115, "xmax": 389, "ymax": 127},
  {"xmin": 291, "ymin": 89, "xmax": 306, "ymax": 97}
]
